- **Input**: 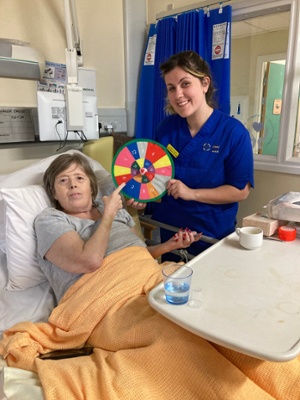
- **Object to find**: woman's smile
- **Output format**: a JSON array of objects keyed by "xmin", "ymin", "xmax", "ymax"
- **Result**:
[{"xmin": 177, "ymin": 99, "xmax": 189, "ymax": 107}]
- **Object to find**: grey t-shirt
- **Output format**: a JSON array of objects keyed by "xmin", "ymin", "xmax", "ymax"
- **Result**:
[{"xmin": 34, "ymin": 204, "xmax": 146, "ymax": 303}]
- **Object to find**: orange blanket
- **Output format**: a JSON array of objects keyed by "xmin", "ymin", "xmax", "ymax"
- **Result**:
[{"xmin": 1, "ymin": 246, "xmax": 300, "ymax": 400}]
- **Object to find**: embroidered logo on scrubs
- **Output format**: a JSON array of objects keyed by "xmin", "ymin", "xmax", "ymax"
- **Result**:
[
  {"xmin": 212, "ymin": 145, "xmax": 220, "ymax": 153},
  {"xmin": 203, "ymin": 143, "xmax": 220, "ymax": 153},
  {"xmin": 203, "ymin": 143, "xmax": 211, "ymax": 151},
  {"xmin": 167, "ymin": 144, "xmax": 179, "ymax": 158}
]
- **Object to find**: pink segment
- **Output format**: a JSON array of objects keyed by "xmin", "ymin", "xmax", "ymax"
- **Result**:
[
  {"xmin": 115, "ymin": 147, "xmax": 135, "ymax": 167},
  {"xmin": 155, "ymin": 165, "xmax": 173, "ymax": 177}
]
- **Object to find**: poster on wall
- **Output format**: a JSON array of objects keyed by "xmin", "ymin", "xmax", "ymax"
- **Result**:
[
  {"xmin": 0, "ymin": 107, "xmax": 35, "ymax": 143},
  {"xmin": 212, "ymin": 22, "xmax": 230, "ymax": 61},
  {"xmin": 143, "ymin": 34, "xmax": 156, "ymax": 66},
  {"xmin": 37, "ymin": 61, "xmax": 67, "ymax": 93}
]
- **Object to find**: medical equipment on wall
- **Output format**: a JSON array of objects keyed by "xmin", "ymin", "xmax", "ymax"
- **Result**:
[
  {"xmin": 64, "ymin": 0, "xmax": 84, "ymax": 132},
  {"xmin": 37, "ymin": 91, "xmax": 98, "ymax": 142},
  {"xmin": 37, "ymin": 0, "xmax": 99, "ymax": 143},
  {"xmin": 0, "ymin": 38, "xmax": 44, "ymax": 80}
]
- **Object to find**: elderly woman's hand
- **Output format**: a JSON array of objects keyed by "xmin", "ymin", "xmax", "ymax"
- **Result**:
[
  {"xmin": 102, "ymin": 183, "xmax": 126, "ymax": 218},
  {"xmin": 169, "ymin": 228, "xmax": 202, "ymax": 250},
  {"xmin": 125, "ymin": 198, "xmax": 147, "ymax": 211}
]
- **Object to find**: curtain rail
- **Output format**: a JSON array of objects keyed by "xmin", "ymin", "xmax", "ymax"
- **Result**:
[
  {"xmin": 156, "ymin": 0, "xmax": 231, "ymax": 20},
  {"xmin": 155, "ymin": 0, "xmax": 286, "ymax": 21}
]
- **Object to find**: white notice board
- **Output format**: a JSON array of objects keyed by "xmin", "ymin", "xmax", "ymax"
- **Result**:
[{"xmin": 0, "ymin": 107, "xmax": 35, "ymax": 143}]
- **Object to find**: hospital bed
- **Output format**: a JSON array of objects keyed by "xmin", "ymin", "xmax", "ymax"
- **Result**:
[
  {"xmin": 0, "ymin": 141, "xmax": 299, "ymax": 400},
  {"xmin": 0, "ymin": 146, "xmax": 134, "ymax": 398},
  {"xmin": 0, "ymin": 141, "xmax": 197, "ymax": 398}
]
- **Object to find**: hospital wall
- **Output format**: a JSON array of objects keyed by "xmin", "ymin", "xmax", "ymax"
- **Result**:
[{"xmin": 0, "ymin": 0, "xmax": 126, "ymax": 173}]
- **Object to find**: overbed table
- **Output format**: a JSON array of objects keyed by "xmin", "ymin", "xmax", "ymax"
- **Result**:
[{"xmin": 148, "ymin": 232, "xmax": 300, "ymax": 362}]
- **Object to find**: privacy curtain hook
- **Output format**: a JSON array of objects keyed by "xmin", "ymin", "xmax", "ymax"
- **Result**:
[
  {"xmin": 219, "ymin": 2, "xmax": 223, "ymax": 14},
  {"xmin": 207, "ymin": 6, "xmax": 210, "ymax": 17}
]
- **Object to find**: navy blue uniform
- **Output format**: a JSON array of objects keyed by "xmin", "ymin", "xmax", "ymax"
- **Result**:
[{"xmin": 153, "ymin": 109, "xmax": 254, "ymax": 257}]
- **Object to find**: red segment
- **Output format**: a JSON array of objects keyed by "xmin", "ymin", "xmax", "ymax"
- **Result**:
[
  {"xmin": 144, "ymin": 171, "xmax": 155, "ymax": 181},
  {"xmin": 115, "ymin": 173, "xmax": 132, "ymax": 185},
  {"xmin": 145, "ymin": 142, "xmax": 168, "ymax": 164}
]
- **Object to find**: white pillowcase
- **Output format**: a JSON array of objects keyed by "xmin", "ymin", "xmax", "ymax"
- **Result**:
[
  {"xmin": 1, "ymin": 185, "xmax": 51, "ymax": 291},
  {"xmin": 0, "ymin": 149, "xmax": 111, "ymax": 291},
  {"xmin": 0, "ymin": 175, "xmax": 7, "ymax": 253},
  {"xmin": 0, "ymin": 150, "xmax": 110, "ymax": 250}
]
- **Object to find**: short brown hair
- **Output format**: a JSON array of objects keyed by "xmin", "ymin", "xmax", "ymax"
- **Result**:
[
  {"xmin": 43, "ymin": 153, "xmax": 98, "ymax": 210},
  {"xmin": 160, "ymin": 50, "xmax": 216, "ymax": 113}
]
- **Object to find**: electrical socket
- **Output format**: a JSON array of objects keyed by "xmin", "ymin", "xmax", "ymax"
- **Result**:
[{"xmin": 98, "ymin": 108, "xmax": 127, "ymax": 134}]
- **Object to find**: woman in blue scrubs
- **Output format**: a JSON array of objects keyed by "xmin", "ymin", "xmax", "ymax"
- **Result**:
[{"xmin": 152, "ymin": 50, "xmax": 254, "ymax": 260}]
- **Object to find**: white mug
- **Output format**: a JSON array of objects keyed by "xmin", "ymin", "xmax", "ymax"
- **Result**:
[{"xmin": 235, "ymin": 226, "xmax": 263, "ymax": 250}]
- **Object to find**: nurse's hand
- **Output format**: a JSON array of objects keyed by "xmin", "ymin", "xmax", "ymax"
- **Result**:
[{"xmin": 167, "ymin": 179, "xmax": 192, "ymax": 200}]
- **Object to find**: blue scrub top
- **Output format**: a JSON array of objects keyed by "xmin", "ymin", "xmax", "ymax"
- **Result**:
[{"xmin": 153, "ymin": 109, "xmax": 254, "ymax": 255}]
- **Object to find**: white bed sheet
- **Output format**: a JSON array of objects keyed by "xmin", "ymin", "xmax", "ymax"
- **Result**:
[
  {"xmin": 0, "ymin": 170, "xmax": 54, "ymax": 400},
  {"xmin": 0, "ymin": 358, "xmax": 43, "ymax": 400},
  {"xmin": 0, "ymin": 249, "xmax": 52, "ymax": 400},
  {"xmin": 0, "ymin": 172, "xmax": 54, "ymax": 335},
  {"xmin": 0, "ymin": 250, "xmax": 55, "ymax": 337}
]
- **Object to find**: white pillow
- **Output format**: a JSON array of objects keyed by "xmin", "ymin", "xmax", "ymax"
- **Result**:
[
  {"xmin": 0, "ymin": 150, "xmax": 111, "ymax": 291},
  {"xmin": 1, "ymin": 185, "xmax": 51, "ymax": 291},
  {"xmin": 2, "ymin": 177, "xmax": 116, "ymax": 292},
  {"xmin": 0, "ymin": 174, "xmax": 8, "ymax": 252},
  {"xmin": 0, "ymin": 150, "xmax": 110, "ymax": 251}
]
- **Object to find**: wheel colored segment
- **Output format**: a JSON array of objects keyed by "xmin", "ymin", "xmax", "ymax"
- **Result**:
[{"xmin": 112, "ymin": 139, "xmax": 174, "ymax": 202}]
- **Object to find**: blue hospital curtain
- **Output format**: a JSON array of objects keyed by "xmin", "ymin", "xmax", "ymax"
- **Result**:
[
  {"xmin": 176, "ymin": 9, "xmax": 205, "ymax": 55},
  {"xmin": 135, "ymin": 5, "xmax": 232, "ymax": 139},
  {"xmin": 135, "ymin": 18, "xmax": 176, "ymax": 139},
  {"xmin": 205, "ymin": 6, "xmax": 232, "ymax": 114},
  {"xmin": 151, "ymin": 17, "xmax": 177, "ymax": 138},
  {"xmin": 134, "ymin": 24, "xmax": 157, "ymax": 139}
]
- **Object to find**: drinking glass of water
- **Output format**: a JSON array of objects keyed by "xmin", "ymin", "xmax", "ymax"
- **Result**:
[{"xmin": 162, "ymin": 264, "xmax": 193, "ymax": 305}]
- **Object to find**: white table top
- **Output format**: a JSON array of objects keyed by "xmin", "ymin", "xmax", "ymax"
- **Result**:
[{"xmin": 148, "ymin": 232, "xmax": 300, "ymax": 362}]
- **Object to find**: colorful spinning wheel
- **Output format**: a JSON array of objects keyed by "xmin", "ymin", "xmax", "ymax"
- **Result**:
[{"xmin": 112, "ymin": 139, "xmax": 174, "ymax": 202}]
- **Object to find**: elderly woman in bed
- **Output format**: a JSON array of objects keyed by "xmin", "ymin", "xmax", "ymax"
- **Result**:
[{"xmin": 34, "ymin": 153, "xmax": 201, "ymax": 304}]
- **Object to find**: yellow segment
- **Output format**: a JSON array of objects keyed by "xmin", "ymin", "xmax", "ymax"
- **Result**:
[{"xmin": 114, "ymin": 165, "xmax": 131, "ymax": 176}]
